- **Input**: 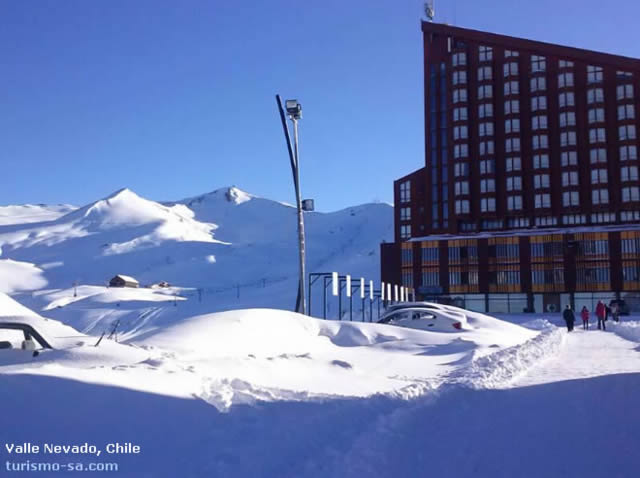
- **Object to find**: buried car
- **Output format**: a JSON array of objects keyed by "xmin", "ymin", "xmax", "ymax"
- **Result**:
[
  {"xmin": 377, "ymin": 307, "xmax": 465, "ymax": 332},
  {"xmin": 0, "ymin": 315, "xmax": 148, "ymax": 368}
]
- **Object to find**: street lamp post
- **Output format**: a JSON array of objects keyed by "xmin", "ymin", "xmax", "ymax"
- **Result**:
[{"xmin": 276, "ymin": 95, "xmax": 307, "ymax": 315}]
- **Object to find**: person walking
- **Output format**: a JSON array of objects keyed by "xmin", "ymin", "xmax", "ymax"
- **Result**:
[
  {"xmin": 563, "ymin": 305, "xmax": 575, "ymax": 332},
  {"xmin": 611, "ymin": 302, "xmax": 620, "ymax": 323},
  {"xmin": 581, "ymin": 306, "xmax": 590, "ymax": 330},
  {"xmin": 596, "ymin": 300, "xmax": 607, "ymax": 331}
]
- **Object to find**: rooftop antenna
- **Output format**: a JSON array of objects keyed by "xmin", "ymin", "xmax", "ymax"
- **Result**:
[{"xmin": 424, "ymin": 1, "xmax": 435, "ymax": 22}]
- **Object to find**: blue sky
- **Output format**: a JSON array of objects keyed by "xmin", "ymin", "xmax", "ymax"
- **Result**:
[{"xmin": 1, "ymin": 0, "xmax": 639, "ymax": 211}]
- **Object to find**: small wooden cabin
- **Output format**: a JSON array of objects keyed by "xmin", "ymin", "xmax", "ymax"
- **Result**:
[{"xmin": 109, "ymin": 275, "xmax": 139, "ymax": 288}]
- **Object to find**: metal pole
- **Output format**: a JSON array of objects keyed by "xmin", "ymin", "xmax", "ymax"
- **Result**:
[
  {"xmin": 308, "ymin": 273, "xmax": 312, "ymax": 317},
  {"xmin": 323, "ymin": 276, "xmax": 328, "ymax": 319},
  {"xmin": 292, "ymin": 119, "xmax": 307, "ymax": 315},
  {"xmin": 339, "ymin": 280, "xmax": 342, "ymax": 321}
]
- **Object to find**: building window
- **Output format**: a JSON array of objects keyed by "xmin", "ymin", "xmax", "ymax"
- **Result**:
[
  {"xmin": 453, "ymin": 125, "xmax": 468, "ymax": 140},
  {"xmin": 563, "ymin": 191, "xmax": 580, "ymax": 207},
  {"xmin": 505, "ymin": 99, "xmax": 520, "ymax": 114},
  {"xmin": 507, "ymin": 195, "xmax": 523, "ymax": 210},
  {"xmin": 587, "ymin": 65, "xmax": 603, "ymax": 83},
  {"xmin": 562, "ymin": 151, "xmax": 578, "ymax": 166},
  {"xmin": 559, "ymin": 111, "xmax": 576, "ymax": 127},
  {"xmin": 504, "ymin": 81, "xmax": 519, "ymax": 96},
  {"xmin": 559, "ymin": 91, "xmax": 575, "ymax": 107},
  {"xmin": 591, "ymin": 168, "xmax": 608, "ymax": 184},
  {"xmin": 534, "ymin": 174, "xmax": 550, "ymax": 189},
  {"xmin": 399, "ymin": 181, "xmax": 411, "ymax": 202},
  {"xmin": 506, "ymin": 157, "xmax": 521, "ymax": 172},
  {"xmin": 560, "ymin": 131, "xmax": 577, "ymax": 147},
  {"xmin": 532, "ymin": 134, "xmax": 549, "ymax": 150},
  {"xmin": 506, "ymin": 176, "xmax": 522, "ymax": 191},
  {"xmin": 621, "ymin": 166, "xmax": 639, "ymax": 182},
  {"xmin": 563, "ymin": 214, "xmax": 586, "ymax": 224},
  {"xmin": 620, "ymin": 145, "xmax": 638, "ymax": 161},
  {"xmin": 453, "ymin": 88, "xmax": 468, "ymax": 103},
  {"xmin": 400, "ymin": 224, "xmax": 412, "ymax": 239},
  {"xmin": 454, "ymin": 181, "xmax": 469, "ymax": 196},
  {"xmin": 532, "ymin": 115, "xmax": 548, "ymax": 130},
  {"xmin": 558, "ymin": 72, "xmax": 574, "ymax": 88},
  {"xmin": 619, "ymin": 124, "xmax": 637, "ymax": 141},
  {"xmin": 400, "ymin": 207, "xmax": 411, "ymax": 221},
  {"xmin": 479, "ymin": 45, "xmax": 493, "ymax": 61},
  {"xmin": 452, "ymin": 52, "xmax": 466, "ymax": 67},
  {"xmin": 453, "ymin": 107, "xmax": 468, "ymax": 121},
  {"xmin": 587, "ymin": 88, "xmax": 604, "ymax": 104},
  {"xmin": 478, "ymin": 65, "xmax": 492, "ymax": 81},
  {"xmin": 479, "ymin": 122, "xmax": 494, "ymax": 137},
  {"xmin": 562, "ymin": 171, "xmax": 579, "ymax": 186},
  {"xmin": 455, "ymin": 200, "xmax": 470, "ymax": 214},
  {"xmin": 589, "ymin": 128, "xmax": 606, "ymax": 144},
  {"xmin": 591, "ymin": 212, "xmax": 616, "ymax": 224},
  {"xmin": 622, "ymin": 187, "xmax": 640, "ymax": 202},
  {"xmin": 533, "ymin": 154, "xmax": 550, "ymax": 169},
  {"xmin": 422, "ymin": 269, "xmax": 440, "ymax": 286},
  {"xmin": 479, "ymin": 103, "xmax": 493, "ymax": 118},
  {"xmin": 454, "ymin": 143, "xmax": 469, "ymax": 158},
  {"xmin": 531, "ymin": 95, "xmax": 547, "ymax": 111},
  {"xmin": 617, "ymin": 84, "xmax": 634, "ymax": 100},
  {"xmin": 590, "ymin": 148, "xmax": 607, "ymax": 164},
  {"xmin": 559, "ymin": 59, "xmax": 574, "ymax": 68},
  {"xmin": 621, "ymin": 211, "xmax": 640, "ymax": 222},
  {"xmin": 530, "ymin": 77, "xmax": 546, "ymax": 92},
  {"xmin": 592, "ymin": 188, "xmax": 610, "ymax": 205},
  {"xmin": 454, "ymin": 162, "xmax": 469, "ymax": 177},
  {"xmin": 505, "ymin": 49, "xmax": 519, "ymax": 58},
  {"xmin": 453, "ymin": 70, "xmax": 467, "ymax": 85},
  {"xmin": 481, "ymin": 197, "xmax": 496, "ymax": 212},
  {"xmin": 504, "ymin": 118, "xmax": 520, "ymax": 134},
  {"xmin": 531, "ymin": 55, "xmax": 546, "ymax": 72},
  {"xmin": 504, "ymin": 62, "xmax": 518, "ymax": 77},
  {"xmin": 477, "ymin": 84, "xmax": 493, "ymax": 99},
  {"xmin": 505, "ymin": 137, "xmax": 520, "ymax": 153},
  {"xmin": 480, "ymin": 178, "xmax": 496, "ymax": 192},
  {"xmin": 588, "ymin": 108, "xmax": 605, "ymax": 124},
  {"xmin": 479, "ymin": 140, "xmax": 495, "ymax": 155},
  {"xmin": 535, "ymin": 193, "xmax": 551, "ymax": 208},
  {"xmin": 479, "ymin": 159, "xmax": 495, "ymax": 175},
  {"xmin": 618, "ymin": 104, "xmax": 635, "ymax": 121}
]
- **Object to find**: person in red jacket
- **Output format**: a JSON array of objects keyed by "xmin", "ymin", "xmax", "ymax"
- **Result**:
[
  {"xmin": 581, "ymin": 306, "xmax": 590, "ymax": 330},
  {"xmin": 596, "ymin": 300, "xmax": 607, "ymax": 330}
]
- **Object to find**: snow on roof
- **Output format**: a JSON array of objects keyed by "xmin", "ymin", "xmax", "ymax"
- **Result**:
[
  {"xmin": 113, "ymin": 274, "xmax": 139, "ymax": 283},
  {"xmin": 409, "ymin": 223, "xmax": 640, "ymax": 242}
]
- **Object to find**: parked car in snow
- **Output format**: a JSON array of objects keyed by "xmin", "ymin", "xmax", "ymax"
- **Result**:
[
  {"xmin": 377, "ymin": 307, "xmax": 465, "ymax": 332},
  {"xmin": 384, "ymin": 302, "xmax": 468, "ymax": 320},
  {"xmin": 0, "ymin": 315, "xmax": 148, "ymax": 367}
]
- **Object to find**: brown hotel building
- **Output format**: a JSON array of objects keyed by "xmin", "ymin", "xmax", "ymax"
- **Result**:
[{"xmin": 381, "ymin": 22, "xmax": 640, "ymax": 313}]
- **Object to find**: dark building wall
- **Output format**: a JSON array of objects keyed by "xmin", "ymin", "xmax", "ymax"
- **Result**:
[
  {"xmin": 383, "ymin": 22, "xmax": 640, "ymax": 301},
  {"xmin": 380, "ymin": 242, "xmax": 401, "ymax": 286}
]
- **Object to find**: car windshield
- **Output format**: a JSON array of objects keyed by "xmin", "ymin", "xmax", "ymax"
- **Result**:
[{"xmin": 0, "ymin": 326, "xmax": 45, "ymax": 351}]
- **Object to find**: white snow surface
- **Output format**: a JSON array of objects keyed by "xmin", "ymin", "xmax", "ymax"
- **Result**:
[{"xmin": 2, "ymin": 190, "xmax": 640, "ymax": 476}]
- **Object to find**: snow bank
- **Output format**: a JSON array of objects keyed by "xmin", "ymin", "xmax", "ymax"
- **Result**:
[
  {"xmin": 454, "ymin": 326, "xmax": 565, "ymax": 389},
  {"xmin": 610, "ymin": 320, "xmax": 640, "ymax": 343}
]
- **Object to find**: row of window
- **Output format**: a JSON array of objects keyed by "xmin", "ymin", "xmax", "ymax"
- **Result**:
[
  {"xmin": 417, "ymin": 265, "xmax": 640, "ymax": 288},
  {"xmin": 452, "ymin": 83, "xmax": 634, "ymax": 106}
]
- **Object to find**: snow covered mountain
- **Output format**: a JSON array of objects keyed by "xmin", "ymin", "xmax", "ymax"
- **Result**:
[{"xmin": 0, "ymin": 186, "xmax": 392, "ymax": 306}]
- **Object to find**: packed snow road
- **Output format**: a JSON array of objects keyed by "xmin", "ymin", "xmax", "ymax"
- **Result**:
[
  {"xmin": 318, "ymin": 326, "xmax": 640, "ymax": 478},
  {"xmin": 515, "ymin": 325, "xmax": 640, "ymax": 386}
]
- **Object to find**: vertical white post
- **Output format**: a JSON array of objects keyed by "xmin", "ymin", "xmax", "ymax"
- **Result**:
[{"xmin": 332, "ymin": 272, "xmax": 339, "ymax": 296}]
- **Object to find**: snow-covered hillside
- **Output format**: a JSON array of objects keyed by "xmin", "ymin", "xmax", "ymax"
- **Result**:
[{"xmin": 0, "ymin": 186, "xmax": 392, "ymax": 308}]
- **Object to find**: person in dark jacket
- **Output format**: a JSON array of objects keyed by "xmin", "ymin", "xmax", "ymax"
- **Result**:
[
  {"xmin": 596, "ymin": 300, "xmax": 607, "ymax": 330},
  {"xmin": 563, "ymin": 305, "xmax": 575, "ymax": 332},
  {"xmin": 581, "ymin": 306, "xmax": 590, "ymax": 330}
]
